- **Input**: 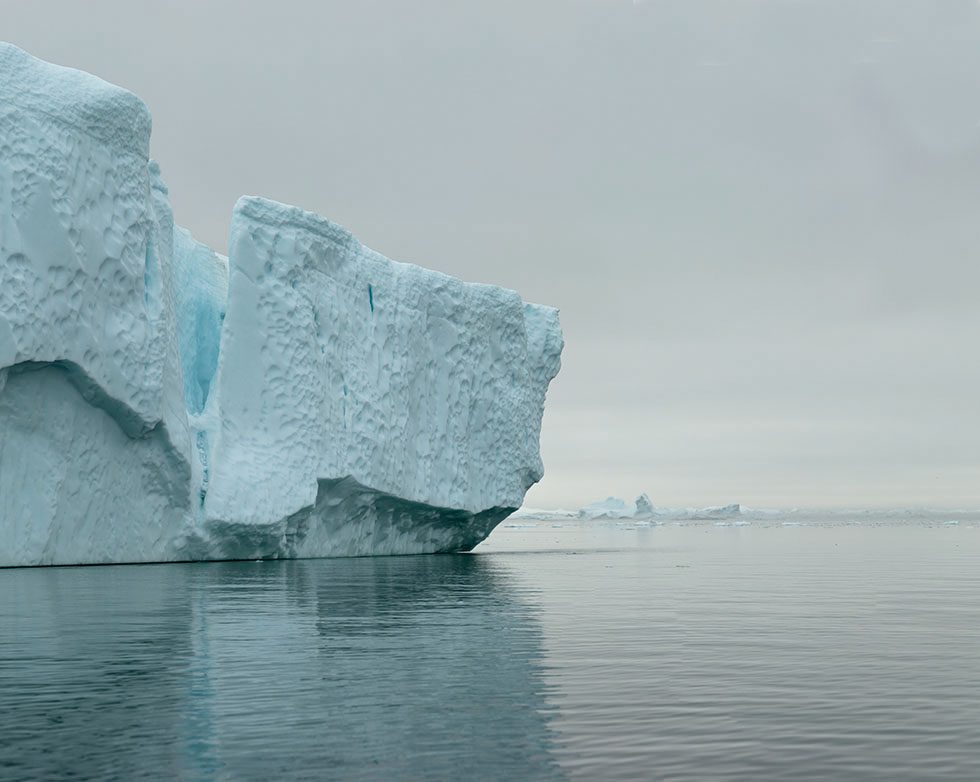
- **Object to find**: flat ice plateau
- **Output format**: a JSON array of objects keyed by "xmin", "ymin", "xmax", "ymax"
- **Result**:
[{"xmin": 0, "ymin": 43, "xmax": 563, "ymax": 566}]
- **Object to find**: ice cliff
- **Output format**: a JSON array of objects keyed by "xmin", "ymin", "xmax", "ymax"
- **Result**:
[{"xmin": 0, "ymin": 43, "xmax": 563, "ymax": 566}]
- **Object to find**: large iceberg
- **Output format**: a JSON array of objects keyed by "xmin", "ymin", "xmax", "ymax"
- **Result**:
[{"xmin": 0, "ymin": 43, "xmax": 563, "ymax": 566}]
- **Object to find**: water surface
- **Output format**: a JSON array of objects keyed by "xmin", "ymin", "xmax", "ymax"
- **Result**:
[{"xmin": 2, "ymin": 517, "xmax": 978, "ymax": 780}]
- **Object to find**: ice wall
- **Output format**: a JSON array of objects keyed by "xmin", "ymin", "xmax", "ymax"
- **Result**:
[
  {"xmin": 199, "ymin": 197, "xmax": 562, "ymax": 557},
  {"xmin": 0, "ymin": 43, "xmax": 193, "ymax": 565},
  {"xmin": 0, "ymin": 43, "xmax": 562, "ymax": 566}
]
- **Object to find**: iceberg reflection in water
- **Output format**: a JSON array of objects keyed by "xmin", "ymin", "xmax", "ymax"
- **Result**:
[
  {"xmin": 0, "ymin": 556, "xmax": 562, "ymax": 781},
  {"xmin": 5, "ymin": 519, "xmax": 980, "ymax": 780}
]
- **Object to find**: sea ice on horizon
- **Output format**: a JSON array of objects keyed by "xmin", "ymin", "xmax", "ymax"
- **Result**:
[
  {"xmin": 574, "ymin": 494, "xmax": 744, "ymax": 521},
  {"xmin": 513, "ymin": 502, "xmax": 980, "ymax": 524}
]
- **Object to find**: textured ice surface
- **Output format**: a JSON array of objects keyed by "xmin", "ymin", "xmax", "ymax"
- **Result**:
[
  {"xmin": 0, "ymin": 43, "xmax": 562, "ymax": 566},
  {"xmin": 0, "ymin": 44, "xmax": 193, "ymax": 565},
  {"xmin": 198, "ymin": 196, "xmax": 561, "ymax": 558}
]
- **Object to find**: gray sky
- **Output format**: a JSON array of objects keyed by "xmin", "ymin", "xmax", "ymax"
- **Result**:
[{"xmin": 5, "ymin": 0, "xmax": 979, "ymax": 509}]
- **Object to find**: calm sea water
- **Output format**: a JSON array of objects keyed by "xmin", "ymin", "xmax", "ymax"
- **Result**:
[{"xmin": 1, "ymin": 516, "xmax": 979, "ymax": 780}]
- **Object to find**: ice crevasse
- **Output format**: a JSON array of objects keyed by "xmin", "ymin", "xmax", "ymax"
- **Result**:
[{"xmin": 0, "ymin": 43, "xmax": 563, "ymax": 566}]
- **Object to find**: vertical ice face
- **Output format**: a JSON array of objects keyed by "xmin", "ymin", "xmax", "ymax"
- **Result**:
[
  {"xmin": 0, "ymin": 43, "xmax": 164, "ymax": 426},
  {"xmin": 522, "ymin": 303, "xmax": 565, "ymax": 487},
  {"xmin": 200, "ymin": 197, "xmax": 562, "ymax": 556},
  {"xmin": 172, "ymin": 227, "xmax": 228, "ymax": 415},
  {"xmin": 0, "ymin": 43, "xmax": 193, "ymax": 565},
  {"xmin": 0, "ymin": 43, "xmax": 563, "ymax": 565}
]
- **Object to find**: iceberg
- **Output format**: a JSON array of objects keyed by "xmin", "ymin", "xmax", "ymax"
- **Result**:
[
  {"xmin": 633, "ymin": 493, "xmax": 655, "ymax": 516},
  {"xmin": 575, "ymin": 495, "xmax": 744, "ymax": 521},
  {"xmin": 0, "ymin": 43, "xmax": 563, "ymax": 566},
  {"xmin": 577, "ymin": 494, "xmax": 655, "ymax": 519},
  {"xmin": 691, "ymin": 503, "xmax": 742, "ymax": 519},
  {"xmin": 578, "ymin": 497, "xmax": 634, "ymax": 519}
]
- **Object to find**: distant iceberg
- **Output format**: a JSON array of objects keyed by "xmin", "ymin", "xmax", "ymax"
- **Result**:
[
  {"xmin": 0, "ymin": 43, "xmax": 563, "ymax": 566},
  {"xmin": 578, "ymin": 497, "xmax": 635, "ymax": 519},
  {"xmin": 574, "ymin": 495, "xmax": 744, "ymax": 521},
  {"xmin": 688, "ymin": 504, "xmax": 742, "ymax": 519},
  {"xmin": 634, "ymin": 493, "xmax": 655, "ymax": 516}
]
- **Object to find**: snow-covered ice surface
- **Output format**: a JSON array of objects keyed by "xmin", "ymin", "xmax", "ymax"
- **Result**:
[{"xmin": 0, "ymin": 43, "xmax": 562, "ymax": 566}]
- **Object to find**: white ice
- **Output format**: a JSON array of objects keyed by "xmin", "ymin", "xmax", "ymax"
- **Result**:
[{"xmin": 0, "ymin": 43, "xmax": 563, "ymax": 566}]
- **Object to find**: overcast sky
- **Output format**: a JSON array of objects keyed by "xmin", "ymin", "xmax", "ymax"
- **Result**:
[{"xmin": 5, "ymin": 0, "xmax": 979, "ymax": 509}]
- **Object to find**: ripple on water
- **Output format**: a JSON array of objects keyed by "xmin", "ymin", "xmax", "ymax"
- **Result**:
[{"xmin": 0, "ymin": 520, "xmax": 979, "ymax": 781}]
